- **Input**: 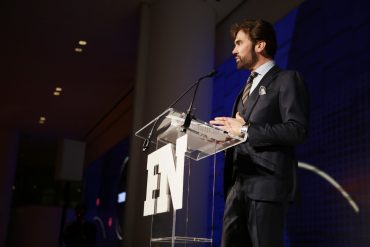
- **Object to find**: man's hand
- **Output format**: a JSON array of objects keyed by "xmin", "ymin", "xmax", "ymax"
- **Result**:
[{"xmin": 210, "ymin": 112, "xmax": 246, "ymax": 136}]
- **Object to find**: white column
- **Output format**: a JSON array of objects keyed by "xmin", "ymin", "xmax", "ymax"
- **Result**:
[{"xmin": 123, "ymin": 0, "xmax": 215, "ymax": 246}]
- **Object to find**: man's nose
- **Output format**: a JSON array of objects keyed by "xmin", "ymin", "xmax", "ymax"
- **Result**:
[{"xmin": 232, "ymin": 47, "xmax": 237, "ymax": 55}]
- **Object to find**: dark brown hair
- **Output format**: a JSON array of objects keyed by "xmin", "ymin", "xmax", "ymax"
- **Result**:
[{"xmin": 230, "ymin": 19, "xmax": 277, "ymax": 58}]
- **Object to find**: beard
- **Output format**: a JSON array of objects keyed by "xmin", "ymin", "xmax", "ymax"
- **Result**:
[{"xmin": 236, "ymin": 48, "xmax": 258, "ymax": 70}]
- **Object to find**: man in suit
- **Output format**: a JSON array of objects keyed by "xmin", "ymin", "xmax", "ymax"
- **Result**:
[{"xmin": 210, "ymin": 19, "xmax": 309, "ymax": 247}]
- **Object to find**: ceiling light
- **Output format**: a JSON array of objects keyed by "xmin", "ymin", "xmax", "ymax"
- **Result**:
[
  {"xmin": 79, "ymin": 40, "xmax": 87, "ymax": 46},
  {"xmin": 39, "ymin": 116, "xmax": 46, "ymax": 124},
  {"xmin": 74, "ymin": 47, "xmax": 83, "ymax": 53},
  {"xmin": 54, "ymin": 86, "xmax": 62, "ymax": 96}
]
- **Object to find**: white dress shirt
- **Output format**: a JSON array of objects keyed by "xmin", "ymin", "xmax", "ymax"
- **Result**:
[{"xmin": 249, "ymin": 60, "xmax": 276, "ymax": 95}]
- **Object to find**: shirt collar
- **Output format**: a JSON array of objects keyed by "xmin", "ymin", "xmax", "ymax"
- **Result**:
[{"xmin": 254, "ymin": 60, "xmax": 275, "ymax": 77}]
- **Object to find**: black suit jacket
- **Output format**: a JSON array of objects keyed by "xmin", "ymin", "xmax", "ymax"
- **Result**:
[{"xmin": 224, "ymin": 65, "xmax": 309, "ymax": 202}]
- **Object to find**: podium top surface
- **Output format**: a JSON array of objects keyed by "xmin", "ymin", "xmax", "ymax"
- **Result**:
[{"xmin": 135, "ymin": 108, "xmax": 246, "ymax": 160}]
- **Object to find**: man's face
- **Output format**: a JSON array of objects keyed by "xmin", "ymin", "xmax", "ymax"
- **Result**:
[{"xmin": 232, "ymin": 30, "xmax": 257, "ymax": 70}]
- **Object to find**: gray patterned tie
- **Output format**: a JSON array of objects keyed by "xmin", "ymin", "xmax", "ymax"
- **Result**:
[{"xmin": 242, "ymin": 71, "xmax": 258, "ymax": 104}]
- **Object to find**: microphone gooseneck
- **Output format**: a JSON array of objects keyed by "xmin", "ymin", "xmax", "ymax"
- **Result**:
[
  {"xmin": 142, "ymin": 118, "xmax": 158, "ymax": 152},
  {"xmin": 142, "ymin": 69, "xmax": 217, "ymax": 152},
  {"xmin": 182, "ymin": 69, "xmax": 217, "ymax": 131}
]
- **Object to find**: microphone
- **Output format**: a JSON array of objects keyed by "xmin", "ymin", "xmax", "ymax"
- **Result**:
[
  {"xmin": 142, "ymin": 69, "xmax": 217, "ymax": 152},
  {"xmin": 167, "ymin": 69, "xmax": 217, "ymax": 110},
  {"xmin": 182, "ymin": 69, "xmax": 217, "ymax": 130},
  {"xmin": 198, "ymin": 69, "xmax": 217, "ymax": 80}
]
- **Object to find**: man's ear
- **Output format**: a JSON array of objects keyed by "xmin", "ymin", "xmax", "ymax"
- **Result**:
[{"xmin": 254, "ymin": 40, "xmax": 266, "ymax": 53}]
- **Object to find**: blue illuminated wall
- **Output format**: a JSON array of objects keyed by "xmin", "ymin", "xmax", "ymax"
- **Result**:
[
  {"xmin": 210, "ymin": 0, "xmax": 370, "ymax": 246},
  {"xmin": 83, "ymin": 138, "xmax": 130, "ymax": 247}
]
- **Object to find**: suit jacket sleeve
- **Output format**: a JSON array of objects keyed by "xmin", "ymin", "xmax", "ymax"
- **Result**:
[{"xmin": 248, "ymin": 71, "xmax": 309, "ymax": 147}]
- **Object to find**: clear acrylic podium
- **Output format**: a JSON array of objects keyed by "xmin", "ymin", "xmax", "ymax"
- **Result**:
[{"xmin": 136, "ymin": 108, "xmax": 246, "ymax": 246}]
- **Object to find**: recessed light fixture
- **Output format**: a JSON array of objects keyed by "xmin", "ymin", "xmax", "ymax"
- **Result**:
[
  {"xmin": 79, "ymin": 40, "xmax": 87, "ymax": 46},
  {"xmin": 74, "ymin": 47, "xmax": 83, "ymax": 53},
  {"xmin": 53, "ymin": 86, "xmax": 62, "ymax": 96},
  {"xmin": 39, "ymin": 116, "xmax": 46, "ymax": 124}
]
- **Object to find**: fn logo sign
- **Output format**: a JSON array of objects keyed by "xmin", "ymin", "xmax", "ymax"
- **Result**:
[{"xmin": 143, "ymin": 134, "xmax": 187, "ymax": 216}]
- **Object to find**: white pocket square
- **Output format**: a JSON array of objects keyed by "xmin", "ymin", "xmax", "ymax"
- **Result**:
[{"xmin": 259, "ymin": 86, "xmax": 266, "ymax": 95}]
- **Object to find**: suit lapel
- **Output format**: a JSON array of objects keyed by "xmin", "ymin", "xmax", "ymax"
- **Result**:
[
  {"xmin": 231, "ymin": 87, "xmax": 244, "ymax": 116},
  {"xmin": 243, "ymin": 65, "xmax": 281, "ymax": 121}
]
